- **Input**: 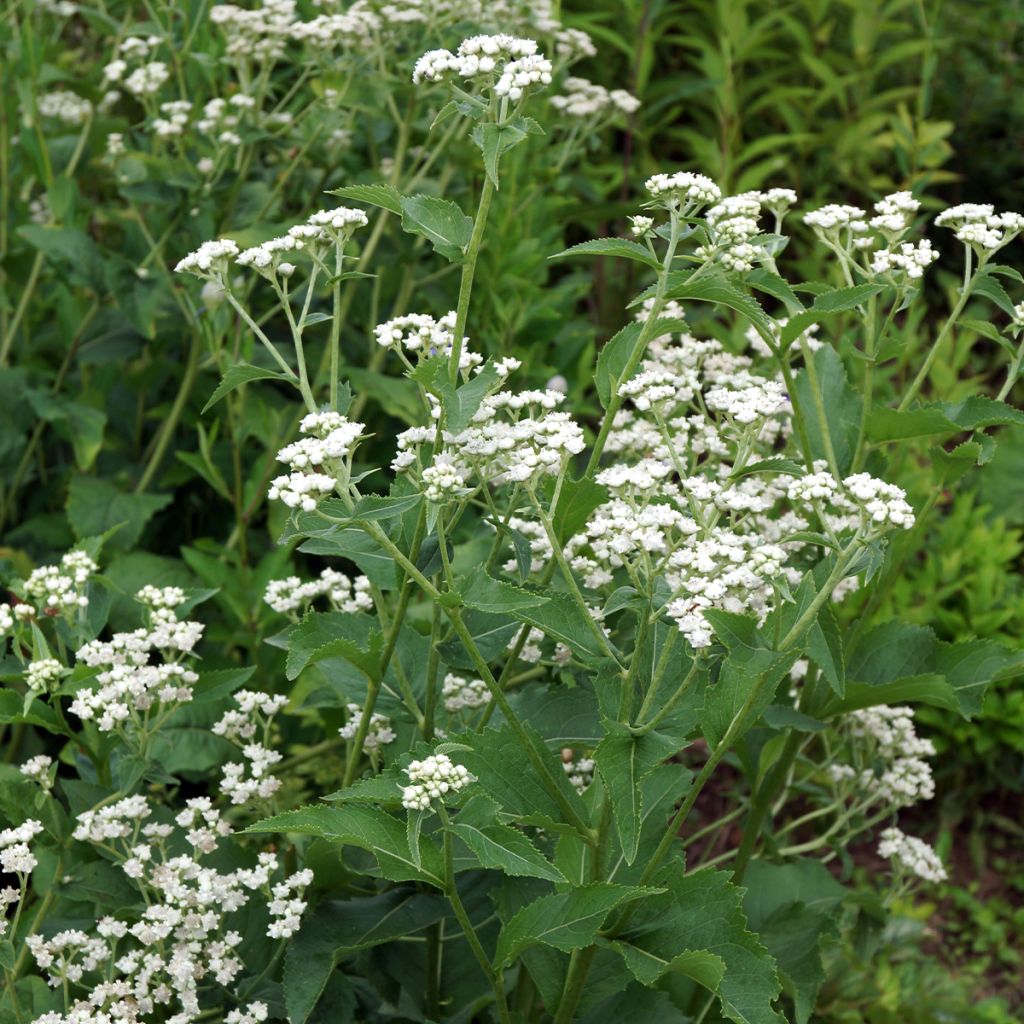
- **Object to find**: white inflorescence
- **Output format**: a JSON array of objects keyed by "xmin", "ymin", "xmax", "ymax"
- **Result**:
[
  {"xmin": 878, "ymin": 826, "xmax": 947, "ymax": 883},
  {"xmin": 413, "ymin": 36, "xmax": 552, "ymax": 102},
  {"xmin": 264, "ymin": 567, "xmax": 372, "ymax": 615},
  {"xmin": 935, "ymin": 203, "xmax": 1024, "ymax": 252},
  {"xmin": 339, "ymin": 703, "xmax": 396, "ymax": 750},
  {"xmin": 549, "ymin": 76, "xmax": 640, "ymax": 118},
  {"xmin": 644, "ymin": 171, "xmax": 721, "ymax": 211},
  {"xmin": 442, "ymin": 672, "xmax": 488, "ymax": 712},
  {"xmin": 401, "ymin": 753, "xmax": 472, "ymax": 810}
]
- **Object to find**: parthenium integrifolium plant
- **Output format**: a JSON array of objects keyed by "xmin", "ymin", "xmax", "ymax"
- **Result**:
[{"xmin": 5, "ymin": 24, "xmax": 1024, "ymax": 1024}]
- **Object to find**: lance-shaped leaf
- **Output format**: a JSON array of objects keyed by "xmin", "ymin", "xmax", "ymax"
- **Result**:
[
  {"xmin": 202, "ymin": 362, "xmax": 293, "ymax": 412},
  {"xmin": 792, "ymin": 345, "xmax": 863, "ymax": 475},
  {"xmin": 494, "ymin": 883, "xmax": 656, "ymax": 967},
  {"xmin": 550, "ymin": 237, "xmax": 663, "ymax": 271},
  {"xmin": 450, "ymin": 822, "xmax": 567, "ymax": 882},
  {"xmin": 248, "ymin": 804, "xmax": 445, "ymax": 887},
  {"xmin": 399, "ymin": 194, "xmax": 473, "ymax": 262}
]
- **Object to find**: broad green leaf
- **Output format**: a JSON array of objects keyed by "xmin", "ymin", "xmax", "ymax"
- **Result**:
[
  {"xmin": 456, "ymin": 724, "xmax": 588, "ymax": 834},
  {"xmin": 399, "ymin": 194, "xmax": 472, "ymax": 262},
  {"xmin": 295, "ymin": 528, "xmax": 396, "ymax": 590},
  {"xmin": 553, "ymin": 477, "xmax": 609, "ymax": 542},
  {"xmin": 514, "ymin": 591, "xmax": 618, "ymax": 664},
  {"xmin": 550, "ymin": 237, "xmax": 662, "ymax": 271},
  {"xmin": 792, "ymin": 345, "xmax": 863, "ymax": 474},
  {"xmin": 594, "ymin": 318, "xmax": 687, "ymax": 409},
  {"xmin": 594, "ymin": 723, "xmax": 681, "ymax": 864},
  {"xmin": 66, "ymin": 477, "xmax": 172, "ymax": 553},
  {"xmin": 451, "ymin": 822, "xmax": 566, "ymax": 882},
  {"xmin": 413, "ymin": 357, "xmax": 500, "ymax": 434},
  {"xmin": 285, "ymin": 611, "xmax": 383, "ymax": 680},
  {"xmin": 248, "ymin": 804, "xmax": 445, "ymax": 886},
  {"xmin": 472, "ymin": 120, "xmax": 529, "ymax": 188},
  {"xmin": 323, "ymin": 770, "xmax": 404, "ymax": 805},
  {"xmin": 743, "ymin": 860, "xmax": 847, "ymax": 1024},
  {"xmin": 190, "ymin": 666, "xmax": 255, "ymax": 705},
  {"xmin": 830, "ymin": 621, "xmax": 1024, "ymax": 718},
  {"xmin": 18, "ymin": 225, "xmax": 103, "ymax": 289},
  {"xmin": 284, "ymin": 890, "xmax": 446, "ymax": 1024},
  {"xmin": 808, "ymin": 603, "xmax": 844, "ymax": 696},
  {"xmin": 328, "ymin": 183, "xmax": 403, "ymax": 216},
  {"xmin": 611, "ymin": 941, "xmax": 725, "ymax": 988},
  {"xmin": 745, "ymin": 268, "xmax": 805, "ymax": 316},
  {"xmin": 0, "ymin": 691, "xmax": 72, "ymax": 736},
  {"xmin": 349, "ymin": 493, "xmax": 423, "ymax": 523},
  {"xmin": 202, "ymin": 363, "xmax": 292, "ymax": 412},
  {"xmin": 458, "ymin": 565, "xmax": 549, "ymax": 614},
  {"xmin": 972, "ymin": 269, "xmax": 1016, "ymax": 316},
  {"xmin": 655, "ymin": 271, "xmax": 776, "ymax": 342},
  {"xmin": 730, "ymin": 456, "xmax": 805, "ymax": 480},
  {"xmin": 494, "ymin": 883, "xmax": 653, "ymax": 966},
  {"xmin": 867, "ymin": 395, "xmax": 1024, "ymax": 442},
  {"xmin": 779, "ymin": 284, "xmax": 885, "ymax": 346},
  {"xmin": 618, "ymin": 868, "xmax": 785, "ymax": 1024}
]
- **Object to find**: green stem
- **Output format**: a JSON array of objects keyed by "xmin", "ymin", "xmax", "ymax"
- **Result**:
[
  {"xmin": 899, "ymin": 248, "xmax": 975, "ymax": 410},
  {"xmin": 448, "ymin": 174, "xmax": 495, "ymax": 383}
]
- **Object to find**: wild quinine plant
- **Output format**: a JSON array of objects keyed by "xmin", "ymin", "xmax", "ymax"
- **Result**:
[{"xmin": 3, "ymin": 19, "xmax": 1024, "ymax": 1024}]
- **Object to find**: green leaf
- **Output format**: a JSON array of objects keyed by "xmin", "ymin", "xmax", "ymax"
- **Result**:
[
  {"xmin": 494, "ymin": 883, "xmax": 654, "ymax": 967},
  {"xmin": 830, "ymin": 621, "xmax": 1024, "ymax": 718},
  {"xmin": 18, "ymin": 225, "xmax": 103, "ymax": 289},
  {"xmin": 594, "ymin": 724, "xmax": 681, "ymax": 864},
  {"xmin": 867, "ymin": 395, "xmax": 1024, "ymax": 442},
  {"xmin": 594, "ymin": 319, "xmax": 687, "ymax": 409},
  {"xmin": 458, "ymin": 565, "xmax": 549, "ymax": 614},
  {"xmin": 808, "ymin": 604, "xmax": 844, "ymax": 696},
  {"xmin": 515, "ymin": 591, "xmax": 618, "ymax": 664},
  {"xmin": 284, "ymin": 890, "xmax": 446, "ymax": 1024},
  {"xmin": 972, "ymin": 268, "xmax": 1016, "ymax": 316},
  {"xmin": 745, "ymin": 268, "xmax": 805, "ymax": 316},
  {"xmin": 553, "ymin": 477, "xmax": 609, "ymax": 543},
  {"xmin": 611, "ymin": 941, "xmax": 726, "ymax": 988},
  {"xmin": 779, "ymin": 284, "xmax": 885, "ymax": 347},
  {"xmin": 730, "ymin": 456, "xmax": 805, "ymax": 481},
  {"xmin": 202, "ymin": 363, "xmax": 292, "ymax": 412},
  {"xmin": 657, "ymin": 272, "xmax": 776, "ymax": 342},
  {"xmin": 413, "ymin": 357, "xmax": 500, "ymax": 434},
  {"xmin": 248, "ymin": 804, "xmax": 445, "ymax": 886},
  {"xmin": 66, "ymin": 477, "xmax": 171, "ymax": 553},
  {"xmin": 350, "ymin": 493, "xmax": 423, "ymax": 523},
  {"xmin": 295, "ymin": 528, "xmax": 396, "ymax": 589},
  {"xmin": 0, "ymin": 691, "xmax": 72, "ymax": 736},
  {"xmin": 328, "ymin": 183, "xmax": 403, "ymax": 216},
  {"xmin": 619, "ymin": 868, "xmax": 785, "ymax": 1024},
  {"xmin": 551, "ymin": 237, "xmax": 662, "ymax": 271},
  {"xmin": 285, "ymin": 611, "xmax": 383, "ymax": 681},
  {"xmin": 456, "ymin": 725, "xmax": 588, "ymax": 834},
  {"xmin": 323, "ymin": 770, "xmax": 404, "ymax": 805},
  {"xmin": 792, "ymin": 345, "xmax": 863, "ymax": 474},
  {"xmin": 399, "ymin": 194, "xmax": 473, "ymax": 262},
  {"xmin": 472, "ymin": 120, "xmax": 529, "ymax": 188},
  {"xmin": 451, "ymin": 822, "xmax": 567, "ymax": 882},
  {"xmin": 743, "ymin": 860, "xmax": 847, "ymax": 1024}
]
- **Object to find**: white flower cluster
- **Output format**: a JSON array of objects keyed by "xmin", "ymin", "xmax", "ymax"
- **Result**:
[
  {"xmin": 697, "ymin": 192, "xmax": 766, "ymax": 272},
  {"xmin": 70, "ymin": 593, "xmax": 205, "ymax": 735},
  {"xmin": 644, "ymin": 171, "xmax": 721, "ymax": 212},
  {"xmin": 214, "ymin": 690, "xmax": 288, "ymax": 805},
  {"xmin": 562, "ymin": 754, "xmax": 595, "ymax": 794},
  {"xmin": 264, "ymin": 567, "xmax": 373, "ymax": 615},
  {"xmin": 413, "ymin": 36, "xmax": 553, "ymax": 102},
  {"xmin": 174, "ymin": 238, "xmax": 239, "ymax": 277},
  {"xmin": 374, "ymin": 311, "xmax": 470, "ymax": 364},
  {"xmin": 339, "ymin": 703, "xmax": 396, "ymax": 750},
  {"xmin": 935, "ymin": 203, "xmax": 1024, "ymax": 253},
  {"xmin": 870, "ymin": 239, "xmax": 939, "ymax": 281},
  {"xmin": 20, "ymin": 754, "xmax": 54, "ymax": 790},
  {"xmin": 549, "ymin": 76, "xmax": 640, "ymax": 118},
  {"xmin": 22, "ymin": 550, "xmax": 98, "ymax": 615},
  {"xmin": 422, "ymin": 457, "xmax": 467, "ymax": 502},
  {"xmin": 210, "ymin": 0, "xmax": 298, "ymax": 61},
  {"xmin": 785, "ymin": 469, "xmax": 915, "ymax": 533},
  {"xmin": 401, "ymin": 752, "xmax": 472, "ymax": 810},
  {"xmin": 803, "ymin": 203, "xmax": 870, "ymax": 242},
  {"xmin": 0, "ymin": 818, "xmax": 43, "ymax": 877},
  {"xmin": 36, "ymin": 90, "xmax": 93, "ymax": 125},
  {"xmin": 26, "ymin": 658, "xmax": 68, "ymax": 692},
  {"xmin": 442, "ymin": 672, "xmax": 488, "ymax": 713},
  {"xmin": 843, "ymin": 705, "xmax": 936, "ymax": 807},
  {"xmin": 55, "ymin": 792, "xmax": 312, "ymax": 1021},
  {"xmin": 877, "ymin": 826, "xmax": 948, "ymax": 883},
  {"xmin": 269, "ymin": 411, "xmax": 365, "ymax": 512}
]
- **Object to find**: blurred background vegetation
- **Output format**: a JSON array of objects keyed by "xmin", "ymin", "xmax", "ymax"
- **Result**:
[{"xmin": 1, "ymin": 0, "xmax": 1021, "ymax": 1019}]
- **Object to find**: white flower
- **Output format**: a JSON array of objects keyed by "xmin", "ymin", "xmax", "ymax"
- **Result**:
[
  {"xmin": 175, "ymin": 239, "xmax": 240, "ymax": 277},
  {"xmin": 339, "ymin": 703, "xmax": 395, "ymax": 750},
  {"xmin": 401, "ymin": 753, "xmax": 472, "ymax": 809},
  {"xmin": 644, "ymin": 171, "xmax": 721, "ymax": 210},
  {"xmin": 878, "ymin": 827, "xmax": 947, "ymax": 883},
  {"xmin": 442, "ymin": 673, "xmax": 488, "ymax": 712},
  {"xmin": 26, "ymin": 658, "xmax": 68, "ymax": 692},
  {"xmin": 870, "ymin": 239, "xmax": 939, "ymax": 281}
]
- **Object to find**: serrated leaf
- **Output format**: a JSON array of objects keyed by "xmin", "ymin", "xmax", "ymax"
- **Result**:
[
  {"xmin": 619, "ymin": 868, "xmax": 785, "ymax": 1024},
  {"xmin": 808, "ymin": 603, "xmax": 844, "ymax": 696},
  {"xmin": 550, "ymin": 237, "xmax": 662, "ymax": 271},
  {"xmin": 829, "ymin": 621, "xmax": 1024, "ymax": 718},
  {"xmin": 656, "ymin": 271, "xmax": 776, "ymax": 341},
  {"xmin": 514, "ymin": 591, "xmax": 617, "ymax": 664},
  {"xmin": 413, "ymin": 357, "xmax": 500, "ymax": 433},
  {"xmin": 867, "ymin": 395, "xmax": 1024, "ymax": 442},
  {"xmin": 399, "ymin": 194, "xmax": 472, "ymax": 262},
  {"xmin": 458, "ymin": 565, "xmax": 549, "ymax": 614},
  {"xmin": 323, "ymin": 770, "xmax": 404, "ymax": 805},
  {"xmin": 494, "ymin": 883, "xmax": 654, "ymax": 966},
  {"xmin": 202, "ymin": 363, "xmax": 292, "ymax": 413},
  {"xmin": 611, "ymin": 941, "xmax": 725, "ymax": 988},
  {"xmin": 472, "ymin": 120, "xmax": 529, "ymax": 188},
  {"xmin": 792, "ymin": 345, "xmax": 863, "ymax": 474},
  {"xmin": 745, "ymin": 268, "xmax": 805, "ymax": 316},
  {"xmin": 284, "ymin": 890, "xmax": 446, "ymax": 1024},
  {"xmin": 553, "ymin": 476, "xmax": 609, "ymax": 542},
  {"xmin": 328, "ymin": 183, "xmax": 402, "ymax": 216},
  {"xmin": 285, "ymin": 611, "xmax": 383, "ymax": 680},
  {"xmin": 779, "ymin": 284, "xmax": 885, "ymax": 346},
  {"xmin": 451, "ymin": 822, "xmax": 566, "ymax": 882},
  {"xmin": 248, "ymin": 804, "xmax": 445, "ymax": 886},
  {"xmin": 594, "ymin": 318, "xmax": 688, "ymax": 409}
]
